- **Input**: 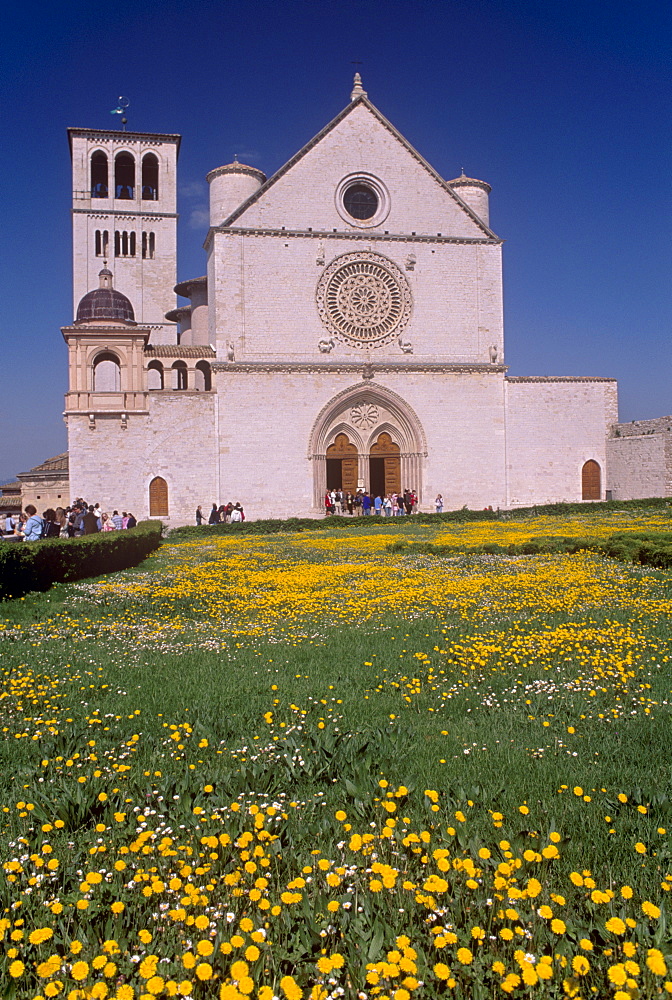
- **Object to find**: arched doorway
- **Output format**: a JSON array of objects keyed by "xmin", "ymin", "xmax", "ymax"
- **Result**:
[
  {"xmin": 582, "ymin": 460, "xmax": 601, "ymax": 500},
  {"xmin": 370, "ymin": 432, "xmax": 400, "ymax": 497},
  {"xmin": 149, "ymin": 476, "xmax": 169, "ymax": 517},
  {"xmin": 326, "ymin": 433, "xmax": 358, "ymax": 492},
  {"xmin": 309, "ymin": 384, "xmax": 427, "ymax": 510}
]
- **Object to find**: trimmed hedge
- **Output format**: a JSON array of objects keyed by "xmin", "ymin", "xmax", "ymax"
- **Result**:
[
  {"xmin": 0, "ymin": 521, "xmax": 163, "ymax": 601},
  {"xmin": 387, "ymin": 531, "xmax": 672, "ymax": 571},
  {"xmin": 169, "ymin": 497, "xmax": 672, "ymax": 539}
]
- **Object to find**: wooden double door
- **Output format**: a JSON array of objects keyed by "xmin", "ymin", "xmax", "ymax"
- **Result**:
[{"xmin": 326, "ymin": 432, "xmax": 400, "ymax": 496}]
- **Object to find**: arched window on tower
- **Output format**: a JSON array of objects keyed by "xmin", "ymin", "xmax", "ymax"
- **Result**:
[
  {"xmin": 582, "ymin": 460, "xmax": 601, "ymax": 501},
  {"xmin": 172, "ymin": 361, "xmax": 188, "ymax": 390},
  {"xmin": 147, "ymin": 361, "xmax": 164, "ymax": 390},
  {"xmin": 194, "ymin": 361, "xmax": 212, "ymax": 391},
  {"xmin": 91, "ymin": 151, "xmax": 108, "ymax": 198},
  {"xmin": 95, "ymin": 230, "xmax": 101, "ymax": 256},
  {"xmin": 93, "ymin": 352, "xmax": 121, "ymax": 392},
  {"xmin": 141, "ymin": 153, "xmax": 159, "ymax": 200},
  {"xmin": 149, "ymin": 476, "xmax": 169, "ymax": 517},
  {"xmin": 115, "ymin": 153, "xmax": 135, "ymax": 199}
]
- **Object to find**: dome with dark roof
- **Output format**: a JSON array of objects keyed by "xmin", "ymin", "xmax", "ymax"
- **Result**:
[{"xmin": 76, "ymin": 267, "xmax": 135, "ymax": 324}]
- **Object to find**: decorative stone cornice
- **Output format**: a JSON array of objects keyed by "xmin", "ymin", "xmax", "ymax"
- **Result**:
[
  {"xmin": 67, "ymin": 127, "xmax": 181, "ymax": 151},
  {"xmin": 506, "ymin": 375, "xmax": 617, "ymax": 384},
  {"xmin": 72, "ymin": 208, "xmax": 178, "ymax": 219},
  {"xmin": 206, "ymin": 226, "xmax": 501, "ymax": 250},
  {"xmin": 212, "ymin": 361, "xmax": 508, "ymax": 375}
]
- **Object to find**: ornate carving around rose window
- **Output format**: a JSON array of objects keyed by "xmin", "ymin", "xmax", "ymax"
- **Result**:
[{"xmin": 316, "ymin": 251, "xmax": 412, "ymax": 349}]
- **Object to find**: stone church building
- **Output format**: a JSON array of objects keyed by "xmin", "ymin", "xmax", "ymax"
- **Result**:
[{"xmin": 63, "ymin": 76, "xmax": 619, "ymax": 523}]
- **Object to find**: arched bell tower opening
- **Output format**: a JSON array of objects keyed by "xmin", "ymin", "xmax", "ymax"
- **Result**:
[{"xmin": 309, "ymin": 384, "xmax": 427, "ymax": 507}]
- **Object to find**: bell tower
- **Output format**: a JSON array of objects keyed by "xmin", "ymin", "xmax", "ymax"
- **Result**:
[{"xmin": 68, "ymin": 127, "xmax": 181, "ymax": 343}]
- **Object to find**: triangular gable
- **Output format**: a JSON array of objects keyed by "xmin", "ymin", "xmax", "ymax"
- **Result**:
[{"xmin": 218, "ymin": 96, "xmax": 498, "ymax": 240}]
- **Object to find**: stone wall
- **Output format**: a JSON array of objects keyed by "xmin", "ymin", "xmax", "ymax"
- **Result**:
[
  {"xmin": 66, "ymin": 392, "xmax": 217, "ymax": 523},
  {"xmin": 505, "ymin": 378, "xmax": 618, "ymax": 506},
  {"xmin": 607, "ymin": 417, "xmax": 672, "ymax": 499}
]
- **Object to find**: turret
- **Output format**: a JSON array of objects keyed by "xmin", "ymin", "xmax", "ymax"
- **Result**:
[
  {"xmin": 207, "ymin": 160, "xmax": 266, "ymax": 227},
  {"xmin": 448, "ymin": 172, "xmax": 491, "ymax": 228}
]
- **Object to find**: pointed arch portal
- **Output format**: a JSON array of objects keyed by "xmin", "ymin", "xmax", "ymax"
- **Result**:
[{"xmin": 310, "ymin": 383, "xmax": 426, "ymax": 506}]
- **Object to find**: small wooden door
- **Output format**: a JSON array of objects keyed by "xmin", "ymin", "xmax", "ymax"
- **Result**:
[
  {"xmin": 582, "ymin": 460, "xmax": 601, "ymax": 500},
  {"xmin": 149, "ymin": 476, "xmax": 169, "ymax": 516}
]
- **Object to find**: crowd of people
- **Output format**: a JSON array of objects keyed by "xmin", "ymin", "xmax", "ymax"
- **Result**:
[
  {"xmin": 2, "ymin": 500, "xmax": 137, "ymax": 541},
  {"xmin": 197, "ymin": 503, "xmax": 246, "ymax": 525},
  {"xmin": 324, "ymin": 488, "xmax": 422, "ymax": 516}
]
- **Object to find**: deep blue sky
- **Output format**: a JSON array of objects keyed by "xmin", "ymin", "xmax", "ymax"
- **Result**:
[{"xmin": 1, "ymin": 0, "xmax": 670, "ymax": 484}]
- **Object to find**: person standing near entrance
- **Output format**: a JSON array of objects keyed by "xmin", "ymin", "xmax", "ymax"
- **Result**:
[
  {"xmin": 435, "ymin": 494, "xmax": 443, "ymax": 513},
  {"xmin": 383, "ymin": 495, "xmax": 392, "ymax": 517},
  {"xmin": 361, "ymin": 493, "xmax": 372, "ymax": 515},
  {"xmin": 374, "ymin": 494, "xmax": 383, "ymax": 515}
]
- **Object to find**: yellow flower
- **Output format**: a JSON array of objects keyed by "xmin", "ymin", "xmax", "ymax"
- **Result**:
[
  {"xmin": 71, "ymin": 960, "xmax": 90, "ymax": 981},
  {"xmin": 280, "ymin": 975, "xmax": 302, "ymax": 1000},
  {"xmin": 634, "ymin": 842, "xmax": 646, "ymax": 854},
  {"xmin": 572, "ymin": 956, "xmax": 590, "ymax": 975},
  {"xmin": 434, "ymin": 963, "xmax": 451, "ymax": 979},
  {"xmin": 607, "ymin": 965, "xmax": 627, "ymax": 986},
  {"xmin": 29, "ymin": 927, "xmax": 55, "ymax": 945},
  {"xmin": 550, "ymin": 919, "xmax": 566, "ymax": 934},
  {"xmin": 456, "ymin": 948, "xmax": 473, "ymax": 965},
  {"xmin": 646, "ymin": 949, "xmax": 667, "ymax": 976},
  {"xmin": 605, "ymin": 917, "xmax": 626, "ymax": 935},
  {"xmin": 642, "ymin": 901, "xmax": 661, "ymax": 919},
  {"xmin": 9, "ymin": 960, "xmax": 25, "ymax": 978},
  {"xmin": 196, "ymin": 963, "xmax": 213, "ymax": 981},
  {"xmin": 230, "ymin": 961, "xmax": 249, "ymax": 980}
]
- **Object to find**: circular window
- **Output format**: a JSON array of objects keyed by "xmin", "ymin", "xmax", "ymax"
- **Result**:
[
  {"xmin": 316, "ymin": 252, "xmax": 412, "ymax": 348},
  {"xmin": 343, "ymin": 183, "xmax": 378, "ymax": 220},
  {"xmin": 335, "ymin": 173, "xmax": 390, "ymax": 228}
]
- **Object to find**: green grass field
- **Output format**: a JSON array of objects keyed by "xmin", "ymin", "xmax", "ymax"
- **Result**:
[{"xmin": 1, "ymin": 509, "xmax": 672, "ymax": 998}]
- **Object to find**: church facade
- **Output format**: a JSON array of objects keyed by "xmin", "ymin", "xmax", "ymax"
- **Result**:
[{"xmin": 63, "ymin": 77, "xmax": 617, "ymax": 522}]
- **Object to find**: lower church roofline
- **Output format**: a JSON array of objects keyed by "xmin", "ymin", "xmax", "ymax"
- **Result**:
[{"xmin": 506, "ymin": 375, "xmax": 617, "ymax": 383}]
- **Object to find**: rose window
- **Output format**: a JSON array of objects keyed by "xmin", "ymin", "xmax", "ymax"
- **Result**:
[{"xmin": 316, "ymin": 252, "xmax": 412, "ymax": 348}]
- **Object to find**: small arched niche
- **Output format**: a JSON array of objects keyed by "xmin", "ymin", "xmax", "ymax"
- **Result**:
[
  {"xmin": 142, "ymin": 153, "xmax": 159, "ymax": 200},
  {"xmin": 91, "ymin": 151, "xmax": 108, "ymax": 198},
  {"xmin": 93, "ymin": 352, "xmax": 121, "ymax": 391},
  {"xmin": 115, "ymin": 153, "xmax": 135, "ymax": 199},
  {"xmin": 194, "ymin": 360, "xmax": 212, "ymax": 391},
  {"xmin": 147, "ymin": 360, "xmax": 164, "ymax": 390}
]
